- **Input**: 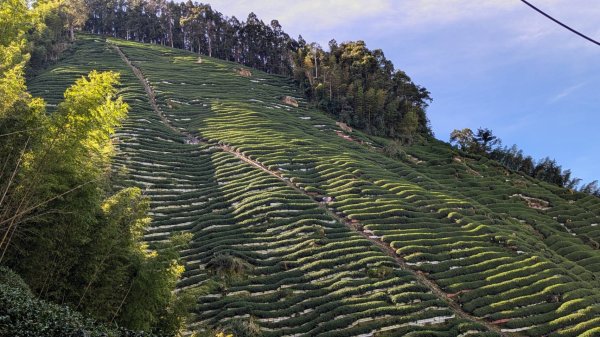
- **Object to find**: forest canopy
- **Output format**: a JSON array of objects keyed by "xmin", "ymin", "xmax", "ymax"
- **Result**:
[{"xmin": 79, "ymin": 0, "xmax": 432, "ymax": 140}]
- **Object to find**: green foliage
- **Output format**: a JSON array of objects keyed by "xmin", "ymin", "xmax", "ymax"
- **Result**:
[
  {"xmin": 52, "ymin": 70, "xmax": 128, "ymax": 153},
  {"xmin": 219, "ymin": 317, "xmax": 262, "ymax": 337},
  {"xmin": 70, "ymin": 188, "xmax": 192, "ymax": 334},
  {"xmin": 77, "ymin": 2, "xmax": 432, "ymax": 140},
  {"xmin": 0, "ymin": 0, "xmax": 31, "ymax": 118},
  {"xmin": 293, "ymin": 40, "xmax": 432, "ymax": 138},
  {"xmin": 3, "ymin": 70, "xmax": 129, "ymax": 308},
  {"xmin": 0, "ymin": 0, "xmax": 31, "ymax": 46},
  {"xmin": 76, "ymin": 187, "xmax": 150, "ymax": 322},
  {"xmin": 399, "ymin": 109, "xmax": 420, "ymax": 144},
  {"xmin": 1, "ymin": 10, "xmax": 189, "ymax": 334},
  {"xmin": 84, "ymin": 1, "xmax": 294, "ymax": 75},
  {"xmin": 0, "ymin": 266, "xmax": 31, "ymax": 294},
  {"xmin": 59, "ymin": 0, "xmax": 88, "ymax": 41},
  {"xmin": 367, "ymin": 265, "xmax": 394, "ymax": 279},
  {"xmin": 449, "ymin": 128, "xmax": 475, "ymax": 151},
  {"xmin": 452, "ymin": 126, "xmax": 598, "ymax": 195},
  {"xmin": 119, "ymin": 232, "xmax": 191, "ymax": 334},
  {"xmin": 0, "ymin": 0, "xmax": 76, "ymax": 72},
  {"xmin": 382, "ymin": 140, "xmax": 406, "ymax": 159},
  {"xmin": 0, "ymin": 267, "xmax": 158, "ymax": 337},
  {"xmin": 206, "ymin": 253, "xmax": 254, "ymax": 281}
]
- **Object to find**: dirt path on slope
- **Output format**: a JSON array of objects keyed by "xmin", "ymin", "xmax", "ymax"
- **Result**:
[
  {"xmin": 113, "ymin": 45, "xmax": 184, "ymax": 136},
  {"xmin": 113, "ymin": 43, "xmax": 512, "ymax": 337}
]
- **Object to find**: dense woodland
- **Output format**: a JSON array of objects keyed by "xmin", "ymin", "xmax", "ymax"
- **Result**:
[
  {"xmin": 40, "ymin": 0, "xmax": 432, "ymax": 140},
  {"xmin": 293, "ymin": 39, "xmax": 431, "ymax": 139}
]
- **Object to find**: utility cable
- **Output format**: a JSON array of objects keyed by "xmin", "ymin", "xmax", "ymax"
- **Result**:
[{"xmin": 520, "ymin": 0, "xmax": 600, "ymax": 46}]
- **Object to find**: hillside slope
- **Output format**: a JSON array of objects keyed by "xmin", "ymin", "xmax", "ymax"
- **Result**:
[{"xmin": 28, "ymin": 35, "xmax": 600, "ymax": 337}]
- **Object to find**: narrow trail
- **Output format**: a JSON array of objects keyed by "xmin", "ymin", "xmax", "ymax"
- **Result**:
[
  {"xmin": 113, "ymin": 43, "xmax": 512, "ymax": 337},
  {"xmin": 113, "ymin": 45, "xmax": 184, "ymax": 137}
]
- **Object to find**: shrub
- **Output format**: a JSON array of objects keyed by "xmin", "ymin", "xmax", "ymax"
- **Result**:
[
  {"xmin": 0, "ymin": 275, "xmax": 158, "ymax": 337},
  {"xmin": 206, "ymin": 253, "xmax": 254, "ymax": 281},
  {"xmin": 0, "ymin": 266, "xmax": 31, "ymax": 295},
  {"xmin": 367, "ymin": 266, "xmax": 394, "ymax": 279},
  {"xmin": 219, "ymin": 317, "xmax": 262, "ymax": 337},
  {"xmin": 382, "ymin": 140, "xmax": 406, "ymax": 159}
]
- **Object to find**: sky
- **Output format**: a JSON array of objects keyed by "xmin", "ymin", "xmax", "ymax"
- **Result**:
[{"xmin": 203, "ymin": 0, "xmax": 600, "ymax": 185}]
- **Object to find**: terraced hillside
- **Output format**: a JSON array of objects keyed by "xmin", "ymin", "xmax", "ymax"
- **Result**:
[{"xmin": 28, "ymin": 35, "xmax": 600, "ymax": 337}]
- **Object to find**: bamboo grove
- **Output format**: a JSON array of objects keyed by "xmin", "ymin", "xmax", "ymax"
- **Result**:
[{"xmin": 1, "ymin": 2, "xmax": 190, "ymax": 335}]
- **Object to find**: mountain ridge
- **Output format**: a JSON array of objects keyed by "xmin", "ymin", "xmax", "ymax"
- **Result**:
[
  {"xmin": 26, "ymin": 34, "xmax": 600, "ymax": 337},
  {"xmin": 112, "ymin": 39, "xmax": 510, "ymax": 336}
]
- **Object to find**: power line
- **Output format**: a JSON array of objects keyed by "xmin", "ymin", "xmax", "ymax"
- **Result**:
[{"xmin": 520, "ymin": 0, "xmax": 600, "ymax": 46}]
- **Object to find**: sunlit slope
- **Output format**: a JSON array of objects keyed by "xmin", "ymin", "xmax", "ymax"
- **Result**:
[{"xmin": 28, "ymin": 35, "xmax": 600, "ymax": 337}]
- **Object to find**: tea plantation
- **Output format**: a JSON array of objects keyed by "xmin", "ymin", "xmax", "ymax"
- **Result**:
[{"xmin": 27, "ymin": 35, "xmax": 600, "ymax": 337}]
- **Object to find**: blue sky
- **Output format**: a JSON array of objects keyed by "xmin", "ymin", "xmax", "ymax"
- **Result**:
[{"xmin": 205, "ymin": 1, "xmax": 600, "ymax": 185}]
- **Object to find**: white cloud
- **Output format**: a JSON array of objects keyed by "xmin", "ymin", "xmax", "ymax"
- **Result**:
[
  {"xmin": 199, "ymin": 1, "xmax": 594, "ymax": 85},
  {"xmin": 207, "ymin": 0, "xmax": 392, "ymax": 30},
  {"xmin": 389, "ymin": 0, "xmax": 520, "ymax": 27},
  {"xmin": 216, "ymin": 0, "xmax": 519, "ymax": 29},
  {"xmin": 549, "ymin": 82, "xmax": 586, "ymax": 103},
  {"xmin": 187, "ymin": 1, "xmax": 600, "ymax": 184}
]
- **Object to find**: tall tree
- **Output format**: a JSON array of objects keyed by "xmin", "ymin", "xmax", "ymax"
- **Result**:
[
  {"xmin": 474, "ymin": 127, "xmax": 500, "ymax": 153},
  {"xmin": 60, "ymin": 0, "xmax": 88, "ymax": 41},
  {"xmin": 73, "ymin": 1, "xmax": 434, "ymax": 138},
  {"xmin": 450, "ymin": 128, "xmax": 475, "ymax": 151}
]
